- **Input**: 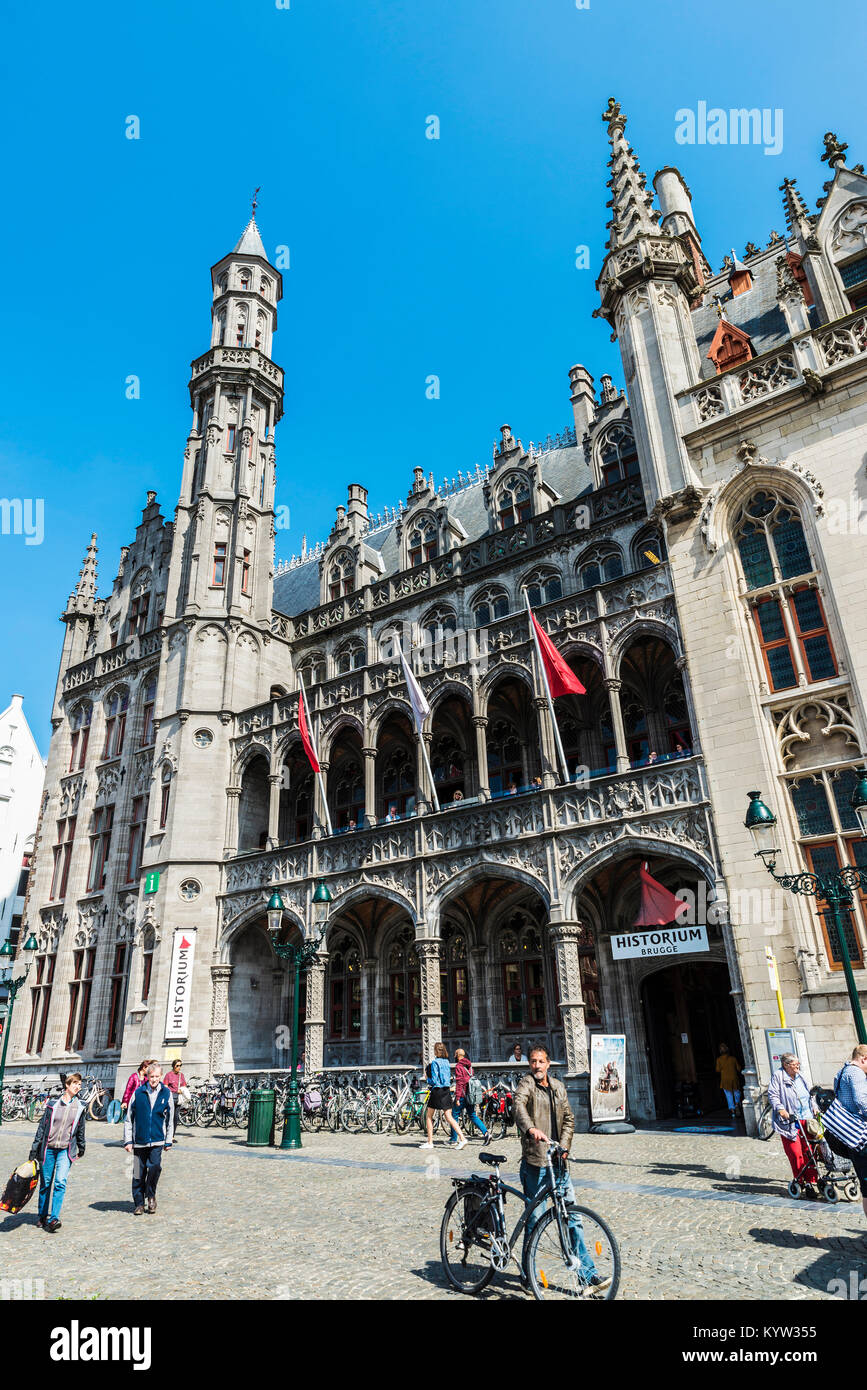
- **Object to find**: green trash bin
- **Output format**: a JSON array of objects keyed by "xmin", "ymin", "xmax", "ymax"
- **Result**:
[{"xmin": 247, "ymin": 1088, "xmax": 276, "ymax": 1147}]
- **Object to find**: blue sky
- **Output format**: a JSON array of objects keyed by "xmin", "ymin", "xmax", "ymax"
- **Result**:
[{"xmin": 1, "ymin": 0, "xmax": 864, "ymax": 753}]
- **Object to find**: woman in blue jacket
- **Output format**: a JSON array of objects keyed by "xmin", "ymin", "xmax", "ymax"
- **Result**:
[{"xmin": 420, "ymin": 1042, "xmax": 466, "ymax": 1149}]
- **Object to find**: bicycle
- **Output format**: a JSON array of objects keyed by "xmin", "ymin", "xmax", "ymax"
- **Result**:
[
  {"xmin": 440, "ymin": 1142, "xmax": 620, "ymax": 1301},
  {"xmin": 80, "ymin": 1075, "xmax": 110, "ymax": 1121}
]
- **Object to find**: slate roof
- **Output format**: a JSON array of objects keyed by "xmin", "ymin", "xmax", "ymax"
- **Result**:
[
  {"xmin": 272, "ymin": 443, "xmax": 595, "ymax": 619},
  {"xmin": 690, "ymin": 243, "xmax": 817, "ymax": 380},
  {"xmin": 233, "ymin": 218, "xmax": 268, "ymax": 260}
]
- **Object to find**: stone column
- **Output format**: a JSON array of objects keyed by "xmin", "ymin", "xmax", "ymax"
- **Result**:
[
  {"xmin": 550, "ymin": 922, "xmax": 591, "ymax": 1128},
  {"xmin": 267, "ymin": 773, "xmax": 282, "ymax": 848},
  {"xmin": 304, "ymin": 951, "xmax": 328, "ymax": 1073},
  {"xmin": 416, "ymin": 939, "xmax": 443, "ymax": 1062},
  {"xmin": 675, "ymin": 654, "xmax": 701, "ymax": 755},
  {"xmin": 533, "ymin": 695, "xmax": 557, "ymax": 788},
  {"xmin": 468, "ymin": 945, "xmax": 490, "ymax": 1056},
  {"xmin": 208, "ymin": 964, "xmax": 233, "ymax": 1078},
  {"xmin": 361, "ymin": 956, "xmax": 378, "ymax": 1060},
  {"xmin": 362, "ymin": 746, "xmax": 377, "ymax": 827},
  {"xmin": 472, "ymin": 716, "xmax": 490, "ymax": 802},
  {"xmin": 418, "ymin": 730, "xmax": 434, "ymax": 813},
  {"xmin": 603, "ymin": 678, "xmax": 630, "ymax": 773},
  {"xmin": 224, "ymin": 787, "xmax": 241, "ymax": 857},
  {"xmin": 313, "ymin": 759, "xmax": 329, "ymax": 838}
]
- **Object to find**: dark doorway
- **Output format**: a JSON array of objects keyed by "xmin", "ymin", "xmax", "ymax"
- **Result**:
[{"xmin": 641, "ymin": 961, "xmax": 740, "ymax": 1119}]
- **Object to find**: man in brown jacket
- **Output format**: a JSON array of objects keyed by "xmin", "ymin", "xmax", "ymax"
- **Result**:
[{"xmin": 514, "ymin": 1046, "xmax": 610, "ymax": 1294}]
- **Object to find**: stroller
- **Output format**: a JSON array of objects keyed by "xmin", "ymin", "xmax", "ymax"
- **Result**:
[{"xmin": 786, "ymin": 1114, "xmax": 860, "ymax": 1203}]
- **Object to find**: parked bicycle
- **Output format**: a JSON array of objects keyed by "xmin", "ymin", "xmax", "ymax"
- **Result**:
[{"xmin": 440, "ymin": 1142, "xmax": 620, "ymax": 1300}]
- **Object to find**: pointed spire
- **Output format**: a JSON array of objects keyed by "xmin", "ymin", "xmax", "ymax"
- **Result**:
[
  {"xmin": 601, "ymin": 97, "xmax": 661, "ymax": 252},
  {"xmin": 66, "ymin": 534, "xmax": 98, "ymax": 616},
  {"xmin": 775, "ymin": 254, "xmax": 804, "ymax": 303},
  {"xmin": 779, "ymin": 177, "xmax": 814, "ymax": 239},
  {"xmin": 233, "ymin": 216, "xmax": 268, "ymax": 260}
]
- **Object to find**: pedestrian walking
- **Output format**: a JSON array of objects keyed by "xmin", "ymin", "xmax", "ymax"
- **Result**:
[
  {"xmin": 121, "ymin": 1059, "xmax": 149, "ymax": 1113},
  {"xmin": 449, "ymin": 1049, "xmax": 489, "ymax": 1145},
  {"xmin": 768, "ymin": 1052, "xmax": 820, "ymax": 1194},
  {"xmin": 419, "ymin": 1042, "xmax": 465, "ymax": 1149},
  {"xmin": 515, "ymin": 1047, "xmax": 610, "ymax": 1294},
  {"xmin": 29, "ymin": 1072, "xmax": 86, "ymax": 1232},
  {"xmin": 123, "ymin": 1061, "xmax": 174, "ymax": 1215},
  {"xmin": 822, "ymin": 1043, "xmax": 867, "ymax": 1221},
  {"xmin": 715, "ymin": 1042, "xmax": 743, "ymax": 1119},
  {"xmin": 162, "ymin": 1058, "xmax": 188, "ymax": 1140}
]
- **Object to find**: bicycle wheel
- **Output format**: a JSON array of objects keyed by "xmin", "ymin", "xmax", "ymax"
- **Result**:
[
  {"xmin": 525, "ymin": 1205, "xmax": 620, "ymax": 1301},
  {"xmin": 27, "ymin": 1098, "xmax": 44, "ymax": 1122},
  {"xmin": 88, "ymin": 1092, "xmax": 108, "ymax": 1121},
  {"xmin": 193, "ymin": 1096, "xmax": 213, "ymax": 1128},
  {"xmin": 393, "ymin": 1103, "xmax": 412, "ymax": 1135},
  {"xmin": 341, "ymin": 1101, "xmax": 364, "ymax": 1133},
  {"xmin": 364, "ymin": 1099, "xmax": 382, "ymax": 1134},
  {"xmin": 757, "ymin": 1104, "xmax": 774, "ymax": 1141},
  {"xmin": 234, "ymin": 1096, "xmax": 250, "ymax": 1128},
  {"xmin": 326, "ymin": 1097, "xmax": 341, "ymax": 1132},
  {"xmin": 440, "ymin": 1189, "xmax": 496, "ymax": 1295}
]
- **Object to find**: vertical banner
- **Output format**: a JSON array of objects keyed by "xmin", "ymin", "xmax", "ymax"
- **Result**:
[
  {"xmin": 164, "ymin": 928, "xmax": 197, "ymax": 1043},
  {"xmin": 590, "ymin": 1034, "xmax": 627, "ymax": 1123}
]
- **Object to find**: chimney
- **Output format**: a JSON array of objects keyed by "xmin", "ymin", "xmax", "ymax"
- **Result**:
[
  {"xmin": 653, "ymin": 167, "xmax": 698, "ymax": 239},
  {"xmin": 346, "ymin": 484, "xmax": 369, "ymax": 522},
  {"xmin": 568, "ymin": 365, "xmax": 596, "ymax": 438}
]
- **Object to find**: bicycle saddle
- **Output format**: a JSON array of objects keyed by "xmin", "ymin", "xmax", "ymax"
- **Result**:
[{"xmin": 478, "ymin": 1152, "xmax": 507, "ymax": 1166}]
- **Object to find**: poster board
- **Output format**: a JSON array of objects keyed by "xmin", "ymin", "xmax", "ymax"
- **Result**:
[{"xmin": 590, "ymin": 1034, "xmax": 627, "ymax": 1122}]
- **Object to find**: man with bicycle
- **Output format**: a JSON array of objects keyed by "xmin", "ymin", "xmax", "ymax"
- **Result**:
[{"xmin": 515, "ymin": 1047, "xmax": 611, "ymax": 1295}]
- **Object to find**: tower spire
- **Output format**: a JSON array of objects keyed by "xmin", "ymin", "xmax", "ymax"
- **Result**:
[
  {"xmin": 601, "ymin": 97, "xmax": 661, "ymax": 252},
  {"xmin": 779, "ymin": 177, "xmax": 814, "ymax": 240},
  {"xmin": 66, "ymin": 533, "xmax": 98, "ymax": 616}
]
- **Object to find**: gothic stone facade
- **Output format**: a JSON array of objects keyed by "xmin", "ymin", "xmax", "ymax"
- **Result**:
[{"xmin": 8, "ymin": 109, "xmax": 867, "ymax": 1127}]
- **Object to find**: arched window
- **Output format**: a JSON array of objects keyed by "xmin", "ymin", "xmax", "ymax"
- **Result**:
[
  {"xmin": 260, "ymin": 276, "xmax": 271, "ymax": 298},
  {"xmin": 631, "ymin": 529, "xmax": 666, "ymax": 572},
  {"xmin": 336, "ymin": 641, "xmax": 365, "ymax": 675},
  {"xmin": 576, "ymin": 548, "xmax": 623, "ymax": 590},
  {"xmin": 69, "ymin": 703, "xmax": 92, "ymax": 772},
  {"xmin": 598, "ymin": 425, "xmax": 640, "ymax": 487},
  {"xmin": 334, "ymin": 760, "xmax": 364, "ymax": 829},
  {"xmin": 472, "ymin": 587, "xmax": 509, "ymax": 628},
  {"xmin": 239, "ymin": 268, "xmax": 251, "ymax": 290},
  {"xmin": 298, "ymin": 653, "xmax": 326, "ymax": 688},
  {"xmin": 487, "ymin": 718, "xmax": 523, "ymax": 794},
  {"xmin": 235, "ymin": 305, "xmax": 248, "ymax": 346},
  {"xmin": 217, "ymin": 311, "xmax": 226, "ymax": 346},
  {"xmin": 140, "ymin": 676, "xmax": 157, "ymax": 748},
  {"xmin": 522, "ymin": 570, "xmax": 563, "ymax": 608},
  {"xmin": 328, "ymin": 550, "xmax": 355, "ymax": 601},
  {"xmin": 102, "ymin": 689, "xmax": 129, "ymax": 760},
  {"xmin": 440, "ymin": 926, "xmax": 469, "ymax": 1033},
  {"xmin": 129, "ymin": 583, "xmax": 151, "ymax": 638},
  {"xmin": 496, "ymin": 473, "xmax": 532, "ymax": 530},
  {"xmin": 218, "ymin": 273, "xmax": 228, "ymax": 295},
  {"xmin": 499, "ymin": 911, "xmax": 546, "ymax": 1029},
  {"xmin": 663, "ymin": 679, "xmax": 692, "ymax": 756},
  {"xmin": 380, "ymin": 748, "xmax": 415, "ymax": 818},
  {"xmin": 159, "ymin": 764, "xmax": 172, "ymax": 829},
  {"xmin": 328, "ymin": 935, "xmax": 362, "ymax": 1039},
  {"xmin": 431, "ymin": 731, "xmax": 465, "ymax": 802},
  {"xmin": 419, "ymin": 607, "xmax": 458, "ymax": 668},
  {"xmin": 388, "ymin": 928, "xmax": 420, "ymax": 1036},
  {"xmin": 623, "ymin": 698, "xmax": 649, "ymax": 765},
  {"xmin": 408, "ymin": 516, "xmax": 439, "ymax": 567},
  {"xmin": 733, "ymin": 492, "xmax": 835, "ymax": 691}
]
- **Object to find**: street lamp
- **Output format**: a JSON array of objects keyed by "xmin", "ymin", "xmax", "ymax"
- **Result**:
[
  {"xmin": 744, "ymin": 787, "xmax": 867, "ymax": 1044},
  {"xmin": 0, "ymin": 931, "xmax": 40, "ymax": 1126},
  {"xmin": 267, "ymin": 881, "xmax": 333, "ymax": 1149}
]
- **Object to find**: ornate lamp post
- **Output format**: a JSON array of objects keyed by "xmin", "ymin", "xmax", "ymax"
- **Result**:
[
  {"xmin": 267, "ymin": 881, "xmax": 333, "ymax": 1149},
  {"xmin": 0, "ymin": 931, "xmax": 40, "ymax": 1126},
  {"xmin": 744, "ymin": 777, "xmax": 867, "ymax": 1045}
]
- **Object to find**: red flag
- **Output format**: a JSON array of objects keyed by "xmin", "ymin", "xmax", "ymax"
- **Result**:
[
  {"xmin": 634, "ymin": 863, "xmax": 689, "ymax": 927},
  {"xmin": 530, "ymin": 613, "xmax": 586, "ymax": 698},
  {"xmin": 297, "ymin": 688, "xmax": 320, "ymax": 773}
]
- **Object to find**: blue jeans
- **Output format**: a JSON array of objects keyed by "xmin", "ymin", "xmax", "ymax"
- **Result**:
[
  {"xmin": 450, "ymin": 1096, "xmax": 488, "ymax": 1142},
  {"xmin": 519, "ymin": 1159, "xmax": 597, "ymax": 1278},
  {"xmin": 38, "ymin": 1147, "xmax": 72, "ymax": 1222}
]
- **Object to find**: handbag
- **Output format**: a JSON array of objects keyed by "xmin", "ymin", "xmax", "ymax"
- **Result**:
[
  {"xmin": 822, "ymin": 1068, "xmax": 867, "ymax": 1152},
  {"xmin": 467, "ymin": 1077, "xmax": 484, "ymax": 1107}
]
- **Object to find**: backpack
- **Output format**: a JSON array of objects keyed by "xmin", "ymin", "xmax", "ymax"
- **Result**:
[
  {"xmin": 0, "ymin": 1159, "xmax": 40, "ymax": 1214},
  {"xmin": 467, "ymin": 1077, "xmax": 484, "ymax": 1107}
]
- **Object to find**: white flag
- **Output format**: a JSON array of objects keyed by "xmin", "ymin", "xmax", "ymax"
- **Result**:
[{"xmin": 399, "ymin": 646, "xmax": 431, "ymax": 735}]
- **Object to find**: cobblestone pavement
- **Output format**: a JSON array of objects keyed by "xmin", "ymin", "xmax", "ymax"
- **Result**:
[{"xmin": 1, "ymin": 1120, "xmax": 865, "ymax": 1300}]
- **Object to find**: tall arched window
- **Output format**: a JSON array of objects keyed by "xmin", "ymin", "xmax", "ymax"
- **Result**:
[
  {"xmin": 598, "ymin": 425, "xmax": 639, "ymax": 487},
  {"xmin": 733, "ymin": 491, "xmax": 836, "ymax": 691},
  {"xmin": 576, "ymin": 548, "xmax": 623, "ymax": 590},
  {"xmin": 408, "ymin": 516, "xmax": 439, "ymax": 567},
  {"xmin": 298, "ymin": 653, "xmax": 326, "ymax": 687},
  {"xmin": 239, "ymin": 268, "xmax": 251, "ymax": 290},
  {"xmin": 522, "ymin": 570, "xmax": 563, "ymax": 608},
  {"xmin": 69, "ymin": 703, "xmax": 92, "ymax": 772},
  {"xmin": 336, "ymin": 641, "xmax": 365, "ymax": 675},
  {"xmin": 388, "ymin": 928, "xmax": 421, "ymax": 1036},
  {"xmin": 380, "ymin": 748, "xmax": 415, "ymax": 818},
  {"xmin": 487, "ymin": 718, "xmax": 523, "ymax": 794},
  {"xmin": 328, "ymin": 935, "xmax": 362, "ymax": 1039},
  {"xmin": 102, "ymin": 689, "xmax": 129, "ymax": 760},
  {"xmin": 431, "ymin": 731, "xmax": 465, "ymax": 802},
  {"xmin": 140, "ymin": 676, "xmax": 157, "ymax": 748},
  {"xmin": 631, "ymin": 528, "xmax": 665, "ymax": 572},
  {"xmin": 328, "ymin": 551, "xmax": 355, "ymax": 600},
  {"xmin": 235, "ymin": 306, "xmax": 248, "ymax": 347},
  {"xmin": 440, "ymin": 926, "xmax": 469, "ymax": 1034},
  {"xmin": 334, "ymin": 760, "xmax": 364, "ymax": 828},
  {"xmin": 472, "ymin": 587, "xmax": 509, "ymax": 627},
  {"xmin": 496, "ymin": 473, "xmax": 532, "ymax": 529},
  {"xmin": 499, "ymin": 911, "xmax": 546, "ymax": 1029}
]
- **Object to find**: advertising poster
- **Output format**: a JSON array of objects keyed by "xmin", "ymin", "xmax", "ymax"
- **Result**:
[
  {"xmin": 164, "ymin": 929, "xmax": 197, "ymax": 1044},
  {"xmin": 591, "ymin": 1033, "xmax": 627, "ymax": 1123}
]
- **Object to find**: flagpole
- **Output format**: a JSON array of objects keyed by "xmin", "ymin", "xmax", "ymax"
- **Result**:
[
  {"xmin": 524, "ymin": 592, "xmax": 571, "ymax": 786},
  {"xmin": 399, "ymin": 641, "xmax": 440, "ymax": 814},
  {"xmin": 298, "ymin": 670, "xmax": 333, "ymax": 836}
]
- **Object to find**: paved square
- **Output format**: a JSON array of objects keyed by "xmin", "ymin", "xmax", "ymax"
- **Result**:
[{"xmin": 1, "ymin": 1120, "xmax": 865, "ymax": 1300}]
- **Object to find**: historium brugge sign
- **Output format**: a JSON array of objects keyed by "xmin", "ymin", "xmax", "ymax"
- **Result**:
[
  {"xmin": 164, "ymin": 928, "xmax": 197, "ymax": 1043},
  {"xmin": 611, "ymin": 925, "xmax": 709, "ymax": 961}
]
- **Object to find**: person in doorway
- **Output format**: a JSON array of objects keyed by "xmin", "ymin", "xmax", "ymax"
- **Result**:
[
  {"xmin": 507, "ymin": 782, "xmax": 518, "ymax": 796},
  {"xmin": 768, "ymin": 1052, "xmax": 820, "ymax": 1195},
  {"xmin": 121, "ymin": 1059, "xmax": 149, "ymax": 1113},
  {"xmin": 124, "ymin": 1062, "xmax": 174, "ymax": 1215},
  {"xmin": 450, "ymin": 1048, "xmax": 490, "ymax": 1145},
  {"xmin": 823, "ymin": 1043, "xmax": 867, "ymax": 1222},
  {"xmin": 508, "ymin": 1043, "xmax": 527, "ymax": 1066},
  {"xmin": 162, "ymin": 1058, "xmax": 188, "ymax": 1141},
  {"xmin": 515, "ymin": 1048, "xmax": 611, "ymax": 1295},
  {"xmin": 419, "ymin": 1042, "xmax": 465, "ymax": 1150},
  {"xmin": 29, "ymin": 1073, "xmax": 86, "ymax": 1232},
  {"xmin": 715, "ymin": 1042, "xmax": 743, "ymax": 1119},
  {"xmin": 452, "ymin": 790, "xmax": 464, "ymax": 803},
  {"xmin": 384, "ymin": 804, "xmax": 399, "ymax": 824}
]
